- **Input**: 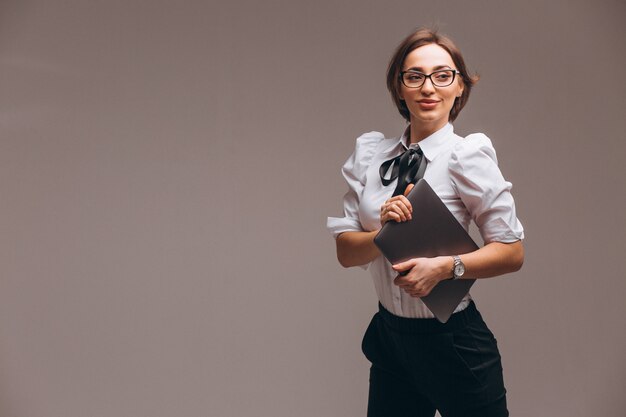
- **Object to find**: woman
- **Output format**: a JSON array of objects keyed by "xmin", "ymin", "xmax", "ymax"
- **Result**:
[{"xmin": 326, "ymin": 28, "xmax": 524, "ymax": 417}]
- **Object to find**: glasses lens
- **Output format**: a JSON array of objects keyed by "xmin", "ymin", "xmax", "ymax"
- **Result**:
[
  {"xmin": 431, "ymin": 70, "xmax": 455, "ymax": 87},
  {"xmin": 402, "ymin": 72, "xmax": 425, "ymax": 87}
]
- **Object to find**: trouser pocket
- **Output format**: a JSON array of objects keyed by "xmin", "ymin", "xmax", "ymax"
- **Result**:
[
  {"xmin": 361, "ymin": 313, "xmax": 379, "ymax": 363},
  {"xmin": 446, "ymin": 319, "xmax": 504, "ymax": 390}
]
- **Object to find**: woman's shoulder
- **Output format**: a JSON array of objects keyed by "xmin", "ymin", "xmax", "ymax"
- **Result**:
[
  {"xmin": 450, "ymin": 132, "xmax": 499, "ymax": 166},
  {"xmin": 352, "ymin": 131, "xmax": 397, "ymax": 162},
  {"xmin": 354, "ymin": 131, "xmax": 385, "ymax": 150}
]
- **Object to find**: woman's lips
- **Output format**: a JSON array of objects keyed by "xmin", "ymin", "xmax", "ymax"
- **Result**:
[{"xmin": 417, "ymin": 100, "xmax": 439, "ymax": 110}]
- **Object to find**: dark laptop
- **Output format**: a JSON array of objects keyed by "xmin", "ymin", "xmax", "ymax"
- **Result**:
[{"xmin": 373, "ymin": 179, "xmax": 478, "ymax": 323}]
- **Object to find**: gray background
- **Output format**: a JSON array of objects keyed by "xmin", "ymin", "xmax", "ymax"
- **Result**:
[{"xmin": 1, "ymin": 0, "xmax": 625, "ymax": 416}]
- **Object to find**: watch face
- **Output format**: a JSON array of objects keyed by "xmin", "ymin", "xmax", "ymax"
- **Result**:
[{"xmin": 454, "ymin": 263, "xmax": 465, "ymax": 276}]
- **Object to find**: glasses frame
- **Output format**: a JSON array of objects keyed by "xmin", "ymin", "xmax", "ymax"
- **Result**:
[{"xmin": 399, "ymin": 69, "xmax": 461, "ymax": 89}]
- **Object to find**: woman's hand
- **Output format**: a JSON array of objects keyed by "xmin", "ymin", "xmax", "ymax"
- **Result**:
[
  {"xmin": 392, "ymin": 256, "xmax": 452, "ymax": 298},
  {"xmin": 380, "ymin": 184, "xmax": 414, "ymax": 225}
]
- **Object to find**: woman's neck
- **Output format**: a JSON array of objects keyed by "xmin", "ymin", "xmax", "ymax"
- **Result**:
[{"xmin": 408, "ymin": 119, "xmax": 449, "ymax": 144}]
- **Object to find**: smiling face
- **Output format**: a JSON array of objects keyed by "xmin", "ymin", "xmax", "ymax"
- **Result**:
[{"xmin": 399, "ymin": 43, "xmax": 464, "ymax": 141}]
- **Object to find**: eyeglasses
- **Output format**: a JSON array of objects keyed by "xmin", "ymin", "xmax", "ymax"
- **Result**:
[{"xmin": 399, "ymin": 69, "xmax": 460, "ymax": 88}]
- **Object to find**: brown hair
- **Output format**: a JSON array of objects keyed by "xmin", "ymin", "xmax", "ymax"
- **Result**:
[{"xmin": 386, "ymin": 27, "xmax": 479, "ymax": 123}]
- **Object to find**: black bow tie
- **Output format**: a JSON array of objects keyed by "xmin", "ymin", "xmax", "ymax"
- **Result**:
[{"xmin": 379, "ymin": 147, "xmax": 426, "ymax": 197}]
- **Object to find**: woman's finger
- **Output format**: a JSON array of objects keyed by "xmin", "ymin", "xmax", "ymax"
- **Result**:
[
  {"xmin": 381, "ymin": 196, "xmax": 414, "ymax": 223},
  {"xmin": 386, "ymin": 201, "xmax": 411, "ymax": 221},
  {"xmin": 393, "ymin": 202, "xmax": 412, "ymax": 220},
  {"xmin": 381, "ymin": 211, "xmax": 400, "ymax": 224},
  {"xmin": 388, "ymin": 205, "xmax": 408, "ymax": 221},
  {"xmin": 382, "ymin": 203, "xmax": 406, "ymax": 222},
  {"xmin": 388, "ymin": 212, "xmax": 401, "ymax": 222},
  {"xmin": 389, "ymin": 195, "xmax": 413, "ymax": 212}
]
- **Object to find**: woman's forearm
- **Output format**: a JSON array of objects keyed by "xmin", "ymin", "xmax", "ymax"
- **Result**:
[
  {"xmin": 336, "ymin": 230, "xmax": 381, "ymax": 268},
  {"xmin": 392, "ymin": 240, "xmax": 525, "ymax": 298},
  {"xmin": 454, "ymin": 240, "xmax": 524, "ymax": 279}
]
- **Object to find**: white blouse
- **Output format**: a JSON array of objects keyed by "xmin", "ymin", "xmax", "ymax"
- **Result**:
[{"xmin": 327, "ymin": 123, "xmax": 524, "ymax": 318}]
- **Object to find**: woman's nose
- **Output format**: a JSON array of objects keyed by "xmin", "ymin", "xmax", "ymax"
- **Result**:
[{"xmin": 421, "ymin": 76, "xmax": 436, "ymax": 93}]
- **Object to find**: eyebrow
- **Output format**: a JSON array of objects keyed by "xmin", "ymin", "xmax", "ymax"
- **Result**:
[{"xmin": 403, "ymin": 65, "xmax": 453, "ymax": 72}]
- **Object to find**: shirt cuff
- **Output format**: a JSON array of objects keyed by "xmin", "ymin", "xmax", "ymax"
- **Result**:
[
  {"xmin": 480, "ymin": 217, "xmax": 525, "ymax": 244},
  {"xmin": 326, "ymin": 216, "xmax": 363, "ymax": 239}
]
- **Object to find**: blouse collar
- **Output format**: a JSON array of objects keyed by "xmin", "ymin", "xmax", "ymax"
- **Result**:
[{"xmin": 399, "ymin": 123, "xmax": 455, "ymax": 162}]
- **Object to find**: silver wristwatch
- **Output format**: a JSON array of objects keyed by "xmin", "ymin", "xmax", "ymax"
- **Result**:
[{"xmin": 452, "ymin": 255, "xmax": 465, "ymax": 280}]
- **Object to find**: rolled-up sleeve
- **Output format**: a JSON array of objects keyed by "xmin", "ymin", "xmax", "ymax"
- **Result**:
[
  {"xmin": 326, "ymin": 132, "xmax": 383, "ymax": 239},
  {"xmin": 449, "ymin": 133, "xmax": 524, "ymax": 244}
]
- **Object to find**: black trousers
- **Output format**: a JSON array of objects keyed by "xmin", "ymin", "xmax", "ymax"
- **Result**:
[{"xmin": 362, "ymin": 301, "xmax": 509, "ymax": 417}]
